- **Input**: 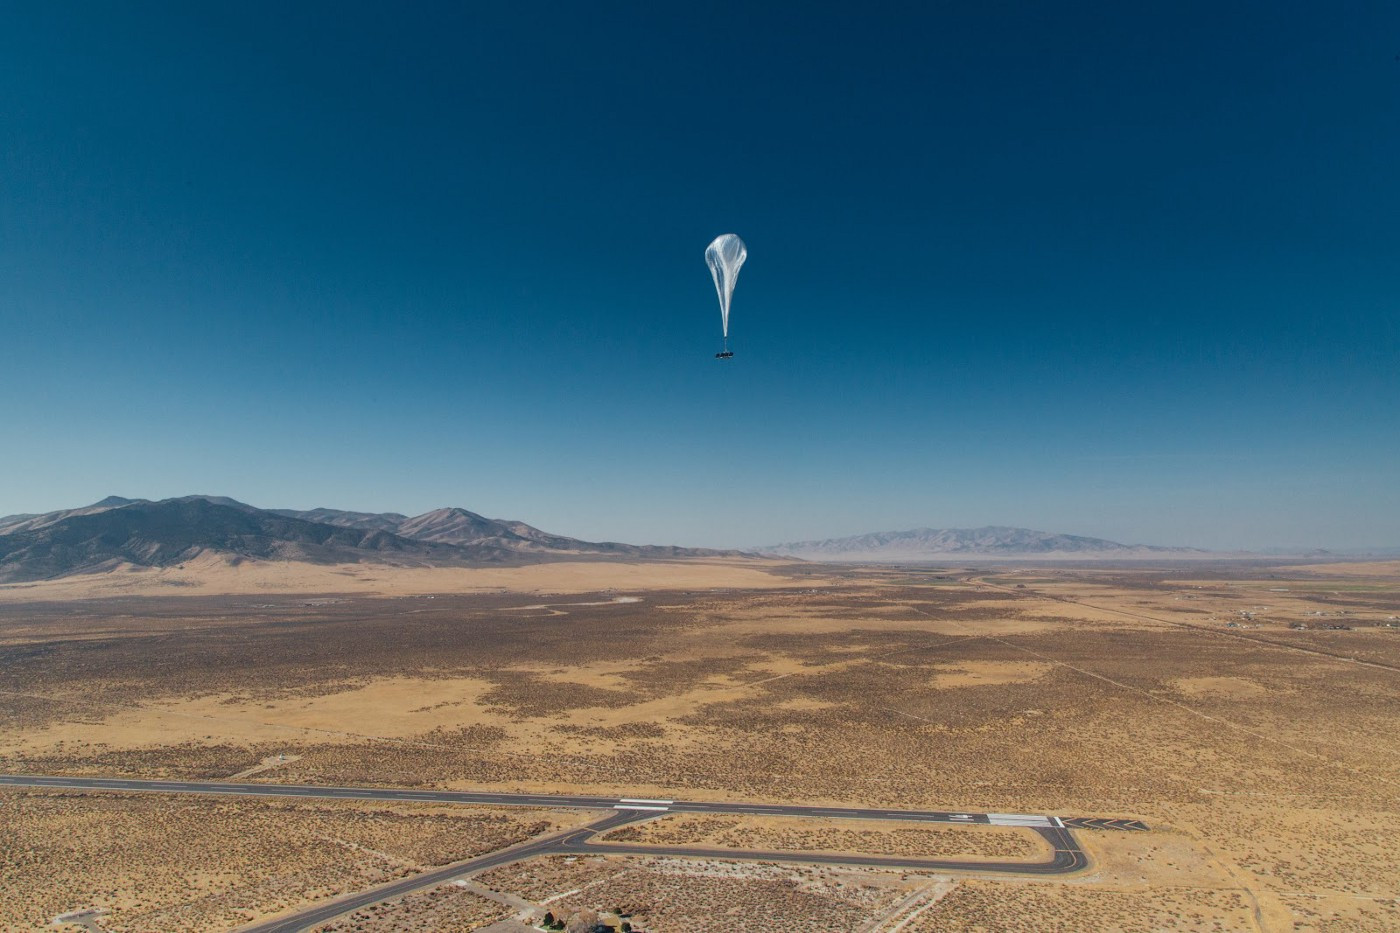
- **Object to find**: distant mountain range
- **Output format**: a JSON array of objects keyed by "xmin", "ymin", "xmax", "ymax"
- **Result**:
[
  {"xmin": 761, "ymin": 526, "xmax": 1208, "ymax": 561},
  {"xmin": 0, "ymin": 496, "xmax": 744, "ymax": 584}
]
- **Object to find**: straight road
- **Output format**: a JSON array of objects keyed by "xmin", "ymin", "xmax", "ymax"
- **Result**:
[{"xmin": 0, "ymin": 774, "xmax": 1069, "ymax": 828}]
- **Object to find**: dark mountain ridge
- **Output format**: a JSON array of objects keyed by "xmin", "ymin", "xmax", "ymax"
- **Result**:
[
  {"xmin": 0, "ymin": 496, "xmax": 746, "ymax": 584},
  {"xmin": 269, "ymin": 507, "xmax": 409, "ymax": 534},
  {"xmin": 268, "ymin": 505, "xmax": 703, "ymax": 557}
]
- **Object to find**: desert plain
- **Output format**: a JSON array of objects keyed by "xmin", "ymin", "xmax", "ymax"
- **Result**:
[{"xmin": 2, "ymin": 556, "xmax": 1399, "ymax": 931}]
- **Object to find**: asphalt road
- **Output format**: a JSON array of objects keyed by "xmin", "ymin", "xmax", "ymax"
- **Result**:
[
  {"xmin": 231, "ymin": 821, "xmax": 1087, "ymax": 933},
  {"xmin": 237, "ymin": 809, "xmax": 645, "ymax": 933},
  {"xmin": 570, "ymin": 825, "xmax": 1089, "ymax": 875},
  {"xmin": 3, "ymin": 773, "xmax": 1109, "ymax": 932}
]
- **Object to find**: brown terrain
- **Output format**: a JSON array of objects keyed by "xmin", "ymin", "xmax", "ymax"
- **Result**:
[{"xmin": 3, "ymin": 556, "xmax": 1399, "ymax": 931}]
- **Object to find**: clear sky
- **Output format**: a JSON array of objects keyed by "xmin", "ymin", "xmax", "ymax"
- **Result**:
[{"xmin": 2, "ymin": 2, "xmax": 1397, "ymax": 550}]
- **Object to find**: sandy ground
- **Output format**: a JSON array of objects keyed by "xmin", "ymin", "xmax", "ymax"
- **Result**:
[
  {"xmin": 1171, "ymin": 676, "xmax": 1274, "ymax": 699},
  {"xmin": 930, "ymin": 661, "xmax": 1053, "ymax": 688},
  {"xmin": 0, "ymin": 552, "xmax": 815, "ymax": 603}
]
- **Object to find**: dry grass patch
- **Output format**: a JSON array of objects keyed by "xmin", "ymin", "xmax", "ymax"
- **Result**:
[
  {"xmin": 930, "ymin": 660, "xmax": 1053, "ymax": 689},
  {"xmin": 0, "ymin": 555, "xmax": 807, "ymax": 603},
  {"xmin": 1171, "ymin": 676, "xmax": 1272, "ymax": 699},
  {"xmin": 2, "ymin": 676, "xmax": 503, "ymax": 755}
]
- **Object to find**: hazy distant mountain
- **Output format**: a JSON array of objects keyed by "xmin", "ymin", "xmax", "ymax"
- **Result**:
[
  {"xmin": 0, "ymin": 495, "xmax": 746, "ymax": 583},
  {"xmin": 762, "ymin": 526, "xmax": 1206, "ymax": 561}
]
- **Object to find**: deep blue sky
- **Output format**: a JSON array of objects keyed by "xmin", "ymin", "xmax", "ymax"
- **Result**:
[{"xmin": 2, "ymin": 2, "xmax": 1397, "ymax": 549}]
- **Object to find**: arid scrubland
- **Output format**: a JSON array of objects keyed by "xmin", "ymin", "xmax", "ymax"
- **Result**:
[
  {"xmin": 1, "ymin": 558, "xmax": 1398, "ymax": 930},
  {"xmin": 0, "ymin": 790, "xmax": 569, "ymax": 931},
  {"xmin": 476, "ymin": 855, "xmax": 908, "ymax": 932},
  {"xmin": 902, "ymin": 880, "xmax": 1256, "ymax": 932}
]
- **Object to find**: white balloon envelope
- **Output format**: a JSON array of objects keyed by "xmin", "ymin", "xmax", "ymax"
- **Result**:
[{"xmin": 705, "ymin": 233, "xmax": 746, "ymax": 357}]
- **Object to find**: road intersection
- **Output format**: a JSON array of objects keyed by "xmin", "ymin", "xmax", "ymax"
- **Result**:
[{"xmin": 3, "ymin": 773, "xmax": 1145, "ymax": 932}]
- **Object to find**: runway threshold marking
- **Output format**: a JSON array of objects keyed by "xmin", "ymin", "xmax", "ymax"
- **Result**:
[{"xmin": 1062, "ymin": 817, "xmax": 1150, "ymax": 832}]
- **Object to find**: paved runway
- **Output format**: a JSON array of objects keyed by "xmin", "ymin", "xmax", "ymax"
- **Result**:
[
  {"xmin": 0, "ymin": 773, "xmax": 1069, "ymax": 828},
  {"xmin": 3, "ymin": 772, "xmax": 1116, "ymax": 932}
]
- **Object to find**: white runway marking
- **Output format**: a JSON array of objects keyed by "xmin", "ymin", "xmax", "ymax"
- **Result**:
[{"xmin": 988, "ymin": 813, "xmax": 1055, "ymax": 827}]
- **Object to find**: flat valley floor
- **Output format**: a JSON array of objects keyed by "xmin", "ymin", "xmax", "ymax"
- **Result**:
[{"xmin": 2, "ymin": 559, "xmax": 1398, "ymax": 931}]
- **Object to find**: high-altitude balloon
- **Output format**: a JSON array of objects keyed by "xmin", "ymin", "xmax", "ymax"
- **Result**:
[{"xmin": 705, "ymin": 234, "xmax": 746, "ymax": 358}]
